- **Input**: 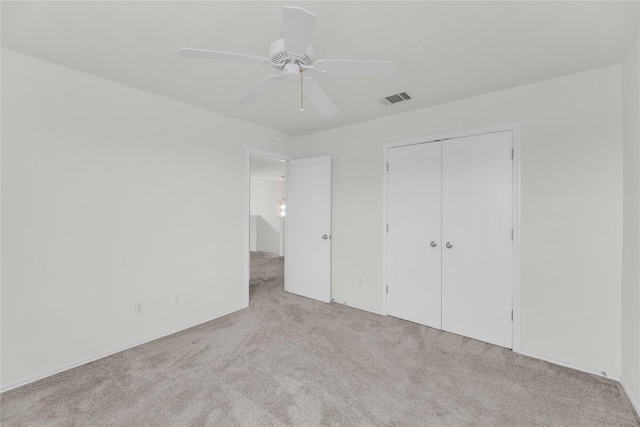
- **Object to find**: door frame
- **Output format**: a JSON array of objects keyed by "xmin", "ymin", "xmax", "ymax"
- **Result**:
[
  {"xmin": 382, "ymin": 123, "xmax": 521, "ymax": 352},
  {"xmin": 244, "ymin": 148, "xmax": 291, "ymax": 308}
]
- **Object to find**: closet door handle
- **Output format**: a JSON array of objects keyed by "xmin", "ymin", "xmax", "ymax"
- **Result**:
[
  {"xmin": 445, "ymin": 242, "xmax": 453, "ymax": 249},
  {"xmin": 430, "ymin": 241, "xmax": 438, "ymax": 247}
]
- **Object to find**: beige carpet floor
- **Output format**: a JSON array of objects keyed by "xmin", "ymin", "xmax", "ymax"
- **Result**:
[{"xmin": 1, "ymin": 251, "xmax": 639, "ymax": 426}]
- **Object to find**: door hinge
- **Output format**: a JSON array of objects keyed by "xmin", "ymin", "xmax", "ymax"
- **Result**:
[
  {"xmin": 511, "ymin": 149, "xmax": 514, "ymax": 159},
  {"xmin": 511, "ymin": 310, "xmax": 514, "ymax": 321},
  {"xmin": 386, "ymin": 224, "xmax": 389, "ymax": 232},
  {"xmin": 386, "ymin": 285, "xmax": 389, "ymax": 294},
  {"xmin": 511, "ymin": 229, "xmax": 514, "ymax": 240},
  {"xmin": 386, "ymin": 162, "xmax": 389, "ymax": 171}
]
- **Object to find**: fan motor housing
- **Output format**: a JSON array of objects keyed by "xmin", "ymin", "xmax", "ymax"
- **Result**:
[{"xmin": 269, "ymin": 38, "xmax": 314, "ymax": 70}]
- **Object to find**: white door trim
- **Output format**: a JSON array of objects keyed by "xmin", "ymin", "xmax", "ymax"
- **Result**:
[
  {"xmin": 382, "ymin": 123, "xmax": 521, "ymax": 352},
  {"xmin": 244, "ymin": 148, "xmax": 291, "ymax": 308}
]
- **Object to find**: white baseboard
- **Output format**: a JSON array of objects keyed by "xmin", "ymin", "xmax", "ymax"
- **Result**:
[
  {"xmin": 5, "ymin": 305, "xmax": 639, "ymax": 420},
  {"xmin": 517, "ymin": 349, "xmax": 619, "ymax": 381},
  {"xmin": 330, "ymin": 298, "xmax": 384, "ymax": 316},
  {"xmin": 1, "ymin": 304, "xmax": 247, "ymax": 393},
  {"xmin": 620, "ymin": 378, "xmax": 640, "ymax": 418},
  {"xmin": 323, "ymin": 303, "xmax": 637, "ymax": 416},
  {"xmin": 513, "ymin": 350, "xmax": 640, "ymax": 417}
]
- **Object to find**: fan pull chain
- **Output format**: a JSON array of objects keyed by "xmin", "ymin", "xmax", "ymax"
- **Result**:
[{"xmin": 300, "ymin": 69, "xmax": 304, "ymax": 112}]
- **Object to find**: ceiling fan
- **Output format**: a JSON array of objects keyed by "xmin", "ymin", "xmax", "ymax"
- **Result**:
[{"xmin": 177, "ymin": 6, "xmax": 396, "ymax": 117}]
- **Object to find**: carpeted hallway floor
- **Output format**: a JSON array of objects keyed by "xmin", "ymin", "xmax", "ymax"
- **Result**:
[{"xmin": 2, "ymin": 251, "xmax": 639, "ymax": 426}]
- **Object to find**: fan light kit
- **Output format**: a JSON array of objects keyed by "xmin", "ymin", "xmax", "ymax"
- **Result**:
[
  {"xmin": 177, "ymin": 6, "xmax": 396, "ymax": 117},
  {"xmin": 277, "ymin": 176, "xmax": 286, "ymax": 218}
]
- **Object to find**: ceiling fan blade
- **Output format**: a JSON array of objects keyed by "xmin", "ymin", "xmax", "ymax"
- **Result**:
[
  {"xmin": 303, "ymin": 78, "xmax": 337, "ymax": 117},
  {"xmin": 237, "ymin": 75, "xmax": 282, "ymax": 107},
  {"xmin": 283, "ymin": 6, "xmax": 318, "ymax": 56},
  {"xmin": 314, "ymin": 59, "xmax": 396, "ymax": 76},
  {"xmin": 177, "ymin": 48, "xmax": 269, "ymax": 64}
]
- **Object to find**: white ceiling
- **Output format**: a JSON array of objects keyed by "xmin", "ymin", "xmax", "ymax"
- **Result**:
[{"xmin": 2, "ymin": 1, "xmax": 638, "ymax": 136}]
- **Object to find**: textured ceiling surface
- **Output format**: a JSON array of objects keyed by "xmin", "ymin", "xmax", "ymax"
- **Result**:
[{"xmin": 2, "ymin": 1, "xmax": 638, "ymax": 136}]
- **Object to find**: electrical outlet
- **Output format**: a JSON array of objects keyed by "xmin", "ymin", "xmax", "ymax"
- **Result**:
[
  {"xmin": 135, "ymin": 301, "xmax": 144, "ymax": 315},
  {"xmin": 174, "ymin": 294, "xmax": 181, "ymax": 304}
]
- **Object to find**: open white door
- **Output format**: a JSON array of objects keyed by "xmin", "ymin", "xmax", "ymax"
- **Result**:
[{"xmin": 285, "ymin": 156, "xmax": 332, "ymax": 303}]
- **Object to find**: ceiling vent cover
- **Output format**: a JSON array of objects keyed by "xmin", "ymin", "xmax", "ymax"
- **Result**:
[{"xmin": 383, "ymin": 92, "xmax": 412, "ymax": 105}]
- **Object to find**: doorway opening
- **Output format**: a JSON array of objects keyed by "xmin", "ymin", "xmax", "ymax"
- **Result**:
[
  {"xmin": 244, "ymin": 149, "xmax": 332, "ymax": 307},
  {"xmin": 248, "ymin": 154, "xmax": 287, "ymax": 302}
]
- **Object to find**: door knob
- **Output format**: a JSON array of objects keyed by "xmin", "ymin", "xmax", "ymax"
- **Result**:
[
  {"xmin": 322, "ymin": 234, "xmax": 329, "ymax": 240},
  {"xmin": 430, "ymin": 241, "xmax": 438, "ymax": 247},
  {"xmin": 446, "ymin": 242, "xmax": 453, "ymax": 249}
]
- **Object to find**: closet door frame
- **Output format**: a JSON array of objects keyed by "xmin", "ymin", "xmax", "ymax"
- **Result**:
[{"xmin": 382, "ymin": 123, "xmax": 521, "ymax": 352}]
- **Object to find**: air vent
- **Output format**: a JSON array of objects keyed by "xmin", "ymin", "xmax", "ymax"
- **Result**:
[{"xmin": 383, "ymin": 91, "xmax": 412, "ymax": 105}]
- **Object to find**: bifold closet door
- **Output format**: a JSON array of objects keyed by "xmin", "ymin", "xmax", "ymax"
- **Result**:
[
  {"xmin": 387, "ymin": 142, "xmax": 442, "ymax": 328},
  {"xmin": 441, "ymin": 131, "xmax": 513, "ymax": 348}
]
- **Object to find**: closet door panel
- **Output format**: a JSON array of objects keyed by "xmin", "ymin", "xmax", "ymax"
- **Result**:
[
  {"xmin": 387, "ymin": 142, "xmax": 442, "ymax": 328},
  {"xmin": 441, "ymin": 132, "xmax": 513, "ymax": 348}
]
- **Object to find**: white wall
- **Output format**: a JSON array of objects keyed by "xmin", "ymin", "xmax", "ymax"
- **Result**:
[
  {"xmin": 621, "ymin": 35, "xmax": 640, "ymax": 412},
  {"xmin": 0, "ymin": 45, "xmax": 631, "ymax": 396},
  {"xmin": 250, "ymin": 177, "xmax": 283, "ymax": 235},
  {"xmin": 250, "ymin": 176, "xmax": 284, "ymax": 255},
  {"xmin": 0, "ymin": 49, "xmax": 293, "ymax": 390},
  {"xmin": 250, "ymin": 216, "xmax": 280, "ymax": 254},
  {"xmin": 295, "ymin": 65, "xmax": 623, "ymax": 377},
  {"xmin": 249, "ymin": 216, "xmax": 258, "ymax": 252}
]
